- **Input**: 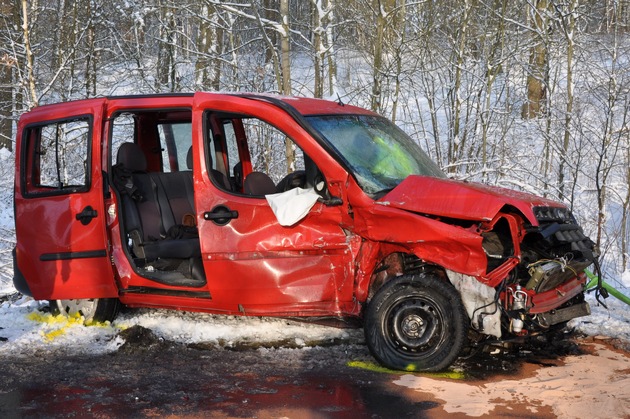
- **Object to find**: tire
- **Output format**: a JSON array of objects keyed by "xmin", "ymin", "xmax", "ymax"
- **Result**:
[
  {"xmin": 364, "ymin": 274, "xmax": 468, "ymax": 372},
  {"xmin": 49, "ymin": 298, "xmax": 120, "ymax": 323}
]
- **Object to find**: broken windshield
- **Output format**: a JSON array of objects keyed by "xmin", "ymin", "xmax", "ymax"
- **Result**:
[{"xmin": 307, "ymin": 115, "xmax": 445, "ymax": 195}]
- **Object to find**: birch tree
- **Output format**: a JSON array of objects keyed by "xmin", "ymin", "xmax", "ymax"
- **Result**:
[
  {"xmin": 0, "ymin": 0, "xmax": 20, "ymax": 150},
  {"xmin": 20, "ymin": 0, "xmax": 37, "ymax": 108},
  {"xmin": 554, "ymin": 0, "xmax": 579, "ymax": 201},
  {"xmin": 311, "ymin": 0, "xmax": 337, "ymax": 98}
]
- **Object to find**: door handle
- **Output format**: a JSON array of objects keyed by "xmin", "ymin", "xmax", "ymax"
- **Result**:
[
  {"xmin": 76, "ymin": 206, "xmax": 98, "ymax": 225},
  {"xmin": 204, "ymin": 205, "xmax": 239, "ymax": 226}
]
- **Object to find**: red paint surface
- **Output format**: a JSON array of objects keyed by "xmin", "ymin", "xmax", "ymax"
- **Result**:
[{"xmin": 14, "ymin": 93, "xmax": 586, "ymax": 321}]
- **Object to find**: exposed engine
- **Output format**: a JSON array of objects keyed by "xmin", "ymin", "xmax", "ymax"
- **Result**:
[{"xmin": 481, "ymin": 205, "xmax": 597, "ymax": 337}]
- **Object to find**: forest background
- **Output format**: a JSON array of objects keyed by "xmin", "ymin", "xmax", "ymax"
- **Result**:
[{"xmin": 1, "ymin": 0, "xmax": 630, "ymax": 289}]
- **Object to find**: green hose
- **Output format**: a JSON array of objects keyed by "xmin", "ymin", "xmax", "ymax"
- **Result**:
[{"xmin": 585, "ymin": 269, "xmax": 630, "ymax": 306}]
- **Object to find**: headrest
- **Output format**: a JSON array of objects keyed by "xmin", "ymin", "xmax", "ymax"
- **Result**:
[
  {"xmin": 186, "ymin": 146, "xmax": 193, "ymax": 170},
  {"xmin": 244, "ymin": 172, "xmax": 277, "ymax": 195},
  {"xmin": 116, "ymin": 143, "xmax": 147, "ymax": 172}
]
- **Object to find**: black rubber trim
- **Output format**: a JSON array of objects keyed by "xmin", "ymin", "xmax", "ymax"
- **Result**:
[
  {"xmin": 12, "ymin": 247, "xmax": 32, "ymax": 297},
  {"xmin": 120, "ymin": 286, "xmax": 211, "ymax": 299},
  {"xmin": 40, "ymin": 250, "xmax": 107, "ymax": 261}
]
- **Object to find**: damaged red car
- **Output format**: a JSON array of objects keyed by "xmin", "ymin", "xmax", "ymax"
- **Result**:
[{"xmin": 13, "ymin": 93, "xmax": 597, "ymax": 371}]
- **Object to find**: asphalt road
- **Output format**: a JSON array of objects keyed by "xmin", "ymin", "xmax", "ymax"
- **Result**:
[{"xmin": 1, "ymin": 326, "xmax": 628, "ymax": 418}]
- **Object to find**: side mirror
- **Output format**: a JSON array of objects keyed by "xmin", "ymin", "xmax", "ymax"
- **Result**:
[
  {"xmin": 318, "ymin": 196, "xmax": 343, "ymax": 207},
  {"xmin": 314, "ymin": 180, "xmax": 342, "ymax": 206}
]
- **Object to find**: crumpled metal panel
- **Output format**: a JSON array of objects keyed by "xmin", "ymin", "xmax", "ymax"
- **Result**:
[
  {"xmin": 379, "ymin": 175, "xmax": 562, "ymax": 225},
  {"xmin": 352, "ymin": 203, "xmax": 487, "ymax": 278}
]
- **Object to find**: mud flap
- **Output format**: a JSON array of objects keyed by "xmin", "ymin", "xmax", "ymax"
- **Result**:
[{"xmin": 446, "ymin": 270, "xmax": 502, "ymax": 338}]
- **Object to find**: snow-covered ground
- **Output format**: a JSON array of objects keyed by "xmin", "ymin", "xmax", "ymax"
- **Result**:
[
  {"xmin": 0, "ymin": 290, "xmax": 627, "ymax": 358},
  {"xmin": 0, "ymin": 296, "xmax": 362, "ymax": 356}
]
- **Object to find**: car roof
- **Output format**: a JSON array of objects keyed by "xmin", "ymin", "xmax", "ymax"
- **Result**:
[
  {"xmin": 24, "ymin": 92, "xmax": 378, "ymax": 119},
  {"xmin": 274, "ymin": 95, "xmax": 377, "ymax": 117}
]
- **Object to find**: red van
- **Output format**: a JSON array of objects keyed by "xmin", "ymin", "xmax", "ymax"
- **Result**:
[{"xmin": 13, "ymin": 93, "xmax": 596, "ymax": 371}]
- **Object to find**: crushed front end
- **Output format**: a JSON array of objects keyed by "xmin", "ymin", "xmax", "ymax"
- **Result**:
[{"xmin": 479, "ymin": 205, "xmax": 596, "ymax": 338}]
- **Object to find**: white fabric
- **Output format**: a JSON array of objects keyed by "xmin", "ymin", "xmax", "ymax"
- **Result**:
[{"xmin": 265, "ymin": 187, "xmax": 320, "ymax": 227}]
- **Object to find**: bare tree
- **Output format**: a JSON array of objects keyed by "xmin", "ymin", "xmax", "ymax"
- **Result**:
[
  {"xmin": 311, "ymin": 0, "xmax": 337, "ymax": 98},
  {"xmin": 194, "ymin": 3, "xmax": 222, "ymax": 90},
  {"xmin": 522, "ymin": 0, "xmax": 549, "ymax": 119},
  {"xmin": 554, "ymin": 0, "xmax": 579, "ymax": 201},
  {"xmin": 0, "ymin": 0, "xmax": 20, "ymax": 150},
  {"xmin": 20, "ymin": 0, "xmax": 37, "ymax": 108},
  {"xmin": 446, "ymin": 0, "xmax": 473, "ymax": 173}
]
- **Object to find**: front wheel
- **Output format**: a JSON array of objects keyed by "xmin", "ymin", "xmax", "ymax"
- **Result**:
[
  {"xmin": 49, "ymin": 298, "xmax": 120, "ymax": 323},
  {"xmin": 364, "ymin": 274, "xmax": 468, "ymax": 372}
]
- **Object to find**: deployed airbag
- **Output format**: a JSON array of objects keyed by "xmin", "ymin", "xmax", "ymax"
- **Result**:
[{"xmin": 266, "ymin": 187, "xmax": 320, "ymax": 227}]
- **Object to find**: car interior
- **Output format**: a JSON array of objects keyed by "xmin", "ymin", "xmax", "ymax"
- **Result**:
[{"xmin": 109, "ymin": 109, "xmax": 327, "ymax": 287}]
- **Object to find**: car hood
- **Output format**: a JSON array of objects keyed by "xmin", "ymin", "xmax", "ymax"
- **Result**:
[{"xmin": 378, "ymin": 176, "xmax": 562, "ymax": 225}]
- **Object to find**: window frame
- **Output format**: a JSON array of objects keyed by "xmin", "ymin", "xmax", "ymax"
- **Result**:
[
  {"xmin": 20, "ymin": 115, "xmax": 93, "ymax": 198},
  {"xmin": 203, "ymin": 110, "xmax": 308, "ymax": 195}
]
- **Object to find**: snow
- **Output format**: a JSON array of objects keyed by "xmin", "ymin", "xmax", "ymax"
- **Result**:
[
  {"xmin": 0, "ymin": 289, "xmax": 627, "ymax": 359},
  {"xmin": 571, "ymin": 293, "xmax": 630, "ymax": 342},
  {"xmin": 0, "ymin": 296, "xmax": 362, "ymax": 357}
]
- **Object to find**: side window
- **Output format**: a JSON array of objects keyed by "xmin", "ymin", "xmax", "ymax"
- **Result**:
[
  {"xmin": 158, "ymin": 122, "xmax": 192, "ymax": 172},
  {"xmin": 206, "ymin": 113, "xmax": 310, "ymax": 195},
  {"xmin": 223, "ymin": 121, "xmax": 238, "ymax": 175},
  {"xmin": 111, "ymin": 114, "xmax": 135, "ymax": 165},
  {"xmin": 23, "ymin": 117, "xmax": 91, "ymax": 196},
  {"xmin": 110, "ymin": 112, "xmax": 192, "ymax": 172},
  {"xmin": 242, "ymin": 118, "xmax": 305, "ymax": 184}
]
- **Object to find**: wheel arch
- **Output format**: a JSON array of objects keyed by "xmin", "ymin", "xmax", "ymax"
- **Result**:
[{"xmin": 365, "ymin": 251, "xmax": 450, "ymax": 303}]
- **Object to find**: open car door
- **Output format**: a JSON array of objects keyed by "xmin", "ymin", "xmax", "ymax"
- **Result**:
[
  {"xmin": 14, "ymin": 99, "xmax": 118, "ymax": 300},
  {"xmin": 191, "ymin": 93, "xmax": 357, "ymax": 315}
]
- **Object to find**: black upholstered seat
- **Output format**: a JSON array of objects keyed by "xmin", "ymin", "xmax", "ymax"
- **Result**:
[
  {"xmin": 243, "ymin": 172, "xmax": 277, "ymax": 196},
  {"xmin": 115, "ymin": 143, "xmax": 200, "ymax": 263}
]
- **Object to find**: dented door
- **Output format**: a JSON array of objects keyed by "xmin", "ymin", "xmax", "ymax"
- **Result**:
[{"xmin": 192, "ymin": 93, "xmax": 355, "ymax": 315}]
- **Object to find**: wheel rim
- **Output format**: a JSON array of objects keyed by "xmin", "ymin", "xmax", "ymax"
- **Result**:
[
  {"xmin": 54, "ymin": 299, "xmax": 99, "ymax": 321},
  {"xmin": 384, "ymin": 295, "xmax": 446, "ymax": 357}
]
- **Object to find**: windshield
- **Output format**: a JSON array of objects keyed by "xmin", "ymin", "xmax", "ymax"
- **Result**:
[{"xmin": 307, "ymin": 115, "xmax": 445, "ymax": 194}]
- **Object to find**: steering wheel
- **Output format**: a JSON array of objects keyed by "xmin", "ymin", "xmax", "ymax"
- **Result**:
[{"xmin": 277, "ymin": 170, "xmax": 306, "ymax": 192}]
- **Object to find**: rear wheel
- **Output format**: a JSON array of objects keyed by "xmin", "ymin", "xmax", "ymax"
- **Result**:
[
  {"xmin": 49, "ymin": 298, "xmax": 120, "ymax": 323},
  {"xmin": 364, "ymin": 274, "xmax": 468, "ymax": 372}
]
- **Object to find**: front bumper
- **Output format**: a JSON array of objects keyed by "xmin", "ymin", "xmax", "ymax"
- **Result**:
[{"xmin": 529, "ymin": 273, "xmax": 587, "ymax": 314}]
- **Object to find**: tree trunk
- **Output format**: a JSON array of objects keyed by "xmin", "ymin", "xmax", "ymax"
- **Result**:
[
  {"xmin": 447, "ymin": 0, "xmax": 472, "ymax": 173},
  {"xmin": 622, "ymin": 141, "xmax": 630, "ymax": 270},
  {"xmin": 391, "ymin": 1, "xmax": 406, "ymax": 123},
  {"xmin": 522, "ymin": 0, "xmax": 548, "ymax": 119},
  {"xmin": 370, "ymin": 0, "xmax": 385, "ymax": 112},
  {"xmin": 157, "ymin": 1, "xmax": 176, "ymax": 91},
  {"xmin": 21, "ymin": 0, "xmax": 38, "ymax": 108},
  {"xmin": 557, "ymin": 0, "xmax": 577, "ymax": 201},
  {"xmin": 85, "ymin": 0, "xmax": 97, "ymax": 97},
  {"xmin": 0, "ymin": 1, "xmax": 16, "ymax": 149},
  {"xmin": 312, "ymin": 1, "xmax": 323, "ymax": 98},
  {"xmin": 280, "ymin": 0, "xmax": 295, "ymax": 172}
]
